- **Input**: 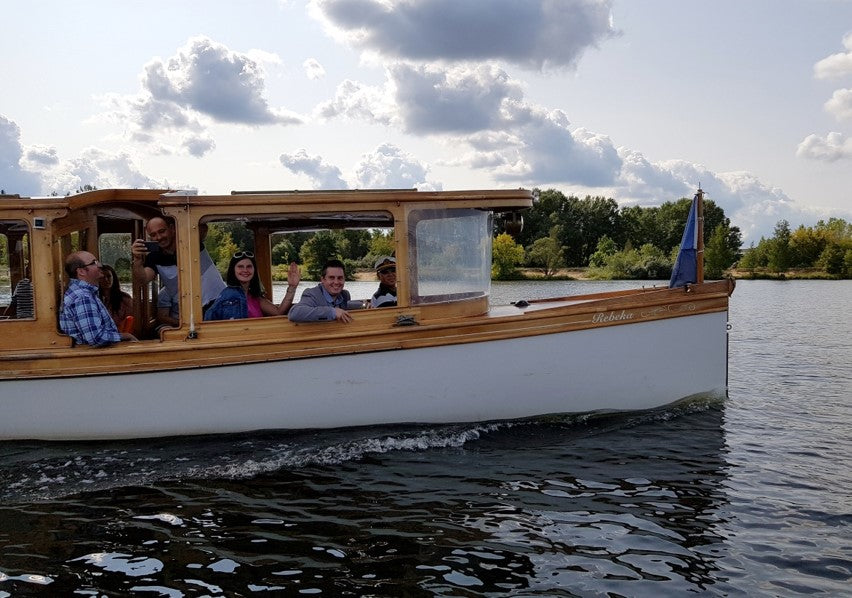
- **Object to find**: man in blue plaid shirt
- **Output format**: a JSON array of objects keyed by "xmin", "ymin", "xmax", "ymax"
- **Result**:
[{"xmin": 60, "ymin": 251, "xmax": 137, "ymax": 346}]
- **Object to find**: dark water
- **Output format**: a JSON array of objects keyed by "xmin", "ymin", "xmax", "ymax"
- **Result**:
[{"xmin": 1, "ymin": 280, "xmax": 850, "ymax": 596}]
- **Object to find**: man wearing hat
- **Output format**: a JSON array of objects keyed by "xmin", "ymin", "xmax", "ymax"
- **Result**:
[{"xmin": 371, "ymin": 256, "xmax": 398, "ymax": 308}]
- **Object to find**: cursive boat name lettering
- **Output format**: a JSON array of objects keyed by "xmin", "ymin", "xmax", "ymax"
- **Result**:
[{"xmin": 592, "ymin": 310, "xmax": 635, "ymax": 323}]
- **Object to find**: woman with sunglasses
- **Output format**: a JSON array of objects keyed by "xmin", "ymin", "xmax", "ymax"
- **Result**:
[{"xmin": 203, "ymin": 252, "xmax": 300, "ymax": 321}]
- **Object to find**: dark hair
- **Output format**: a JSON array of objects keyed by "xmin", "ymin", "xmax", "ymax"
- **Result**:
[
  {"xmin": 321, "ymin": 259, "xmax": 346, "ymax": 278},
  {"xmin": 100, "ymin": 264, "xmax": 129, "ymax": 314},
  {"xmin": 226, "ymin": 254, "xmax": 263, "ymax": 297}
]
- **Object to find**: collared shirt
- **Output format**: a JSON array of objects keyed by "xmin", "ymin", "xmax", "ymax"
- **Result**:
[
  {"xmin": 60, "ymin": 278, "xmax": 122, "ymax": 347},
  {"xmin": 321, "ymin": 286, "xmax": 348, "ymax": 309}
]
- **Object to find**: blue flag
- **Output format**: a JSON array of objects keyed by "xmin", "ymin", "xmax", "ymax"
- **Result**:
[{"xmin": 669, "ymin": 195, "xmax": 698, "ymax": 288}]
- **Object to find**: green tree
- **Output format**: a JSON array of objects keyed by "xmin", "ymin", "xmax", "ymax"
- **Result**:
[
  {"xmin": 369, "ymin": 230, "xmax": 395, "ymax": 258},
  {"xmin": 789, "ymin": 225, "xmax": 827, "ymax": 267},
  {"xmin": 271, "ymin": 237, "xmax": 297, "ymax": 265},
  {"xmin": 300, "ymin": 231, "xmax": 345, "ymax": 278},
  {"xmin": 588, "ymin": 235, "xmax": 617, "ymax": 267},
  {"xmin": 97, "ymin": 233, "xmax": 134, "ymax": 279},
  {"xmin": 492, "ymin": 233, "xmax": 525, "ymax": 279},
  {"xmin": 704, "ymin": 222, "xmax": 740, "ymax": 278},
  {"xmin": 205, "ymin": 224, "xmax": 239, "ymax": 272},
  {"xmin": 515, "ymin": 188, "xmax": 565, "ymax": 247},
  {"xmin": 818, "ymin": 243, "xmax": 846, "ymax": 277},
  {"xmin": 527, "ymin": 227, "xmax": 565, "ymax": 277},
  {"xmin": 341, "ymin": 229, "xmax": 371, "ymax": 260},
  {"xmin": 767, "ymin": 220, "xmax": 791, "ymax": 272}
]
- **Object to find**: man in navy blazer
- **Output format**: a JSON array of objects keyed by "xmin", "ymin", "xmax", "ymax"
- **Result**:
[{"xmin": 288, "ymin": 259, "xmax": 360, "ymax": 323}]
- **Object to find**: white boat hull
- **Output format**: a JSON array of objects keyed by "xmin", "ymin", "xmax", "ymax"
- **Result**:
[{"xmin": 1, "ymin": 312, "xmax": 728, "ymax": 440}]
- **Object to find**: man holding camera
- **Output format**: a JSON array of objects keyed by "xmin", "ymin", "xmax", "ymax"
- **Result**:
[{"xmin": 131, "ymin": 217, "xmax": 226, "ymax": 316}]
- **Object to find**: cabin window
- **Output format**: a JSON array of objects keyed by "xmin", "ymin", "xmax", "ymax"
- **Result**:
[
  {"xmin": 97, "ymin": 233, "xmax": 133, "ymax": 292},
  {"xmin": 408, "ymin": 209, "xmax": 492, "ymax": 305},
  {"xmin": 0, "ymin": 220, "xmax": 34, "ymax": 320},
  {"xmin": 198, "ymin": 212, "xmax": 394, "ymax": 317}
]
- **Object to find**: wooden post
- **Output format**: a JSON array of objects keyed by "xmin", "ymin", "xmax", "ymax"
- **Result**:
[{"xmin": 696, "ymin": 188, "xmax": 705, "ymax": 284}]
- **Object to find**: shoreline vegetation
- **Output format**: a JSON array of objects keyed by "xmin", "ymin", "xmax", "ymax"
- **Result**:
[{"xmin": 0, "ymin": 267, "xmax": 842, "ymax": 290}]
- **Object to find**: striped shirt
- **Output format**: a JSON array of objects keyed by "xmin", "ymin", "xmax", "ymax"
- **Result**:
[{"xmin": 59, "ymin": 278, "xmax": 122, "ymax": 347}]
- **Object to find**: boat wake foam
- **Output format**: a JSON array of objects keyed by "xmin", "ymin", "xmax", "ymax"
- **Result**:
[{"xmin": 0, "ymin": 400, "xmax": 720, "ymax": 502}]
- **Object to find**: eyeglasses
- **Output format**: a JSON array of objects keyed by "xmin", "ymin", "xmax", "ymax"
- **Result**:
[
  {"xmin": 82, "ymin": 259, "xmax": 100, "ymax": 269},
  {"xmin": 233, "ymin": 251, "xmax": 255, "ymax": 259},
  {"xmin": 378, "ymin": 267, "xmax": 396, "ymax": 275}
]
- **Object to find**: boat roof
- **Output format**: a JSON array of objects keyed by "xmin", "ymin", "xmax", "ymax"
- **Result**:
[{"xmin": 3, "ymin": 187, "xmax": 534, "ymax": 212}]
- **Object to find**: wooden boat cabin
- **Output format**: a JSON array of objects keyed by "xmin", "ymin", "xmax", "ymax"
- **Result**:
[{"xmin": 1, "ymin": 187, "xmax": 532, "ymax": 354}]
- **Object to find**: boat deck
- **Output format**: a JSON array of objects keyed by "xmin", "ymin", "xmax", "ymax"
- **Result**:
[{"xmin": 488, "ymin": 297, "xmax": 598, "ymax": 317}]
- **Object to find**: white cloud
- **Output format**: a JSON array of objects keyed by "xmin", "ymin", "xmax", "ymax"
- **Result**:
[
  {"xmin": 353, "ymin": 143, "xmax": 440, "ymax": 190},
  {"xmin": 38, "ymin": 148, "xmax": 165, "ymax": 195},
  {"xmin": 303, "ymin": 58, "xmax": 326, "ymax": 80},
  {"xmin": 607, "ymin": 148, "xmax": 827, "ymax": 242},
  {"xmin": 824, "ymin": 88, "xmax": 852, "ymax": 122},
  {"xmin": 315, "ymin": 79, "xmax": 396, "ymax": 124},
  {"xmin": 796, "ymin": 132, "xmax": 852, "ymax": 162},
  {"xmin": 814, "ymin": 32, "xmax": 852, "ymax": 79},
  {"xmin": 310, "ymin": 0, "xmax": 616, "ymax": 70},
  {"xmin": 97, "ymin": 36, "xmax": 303, "ymax": 158},
  {"xmin": 279, "ymin": 144, "xmax": 439, "ymax": 190},
  {"xmin": 280, "ymin": 149, "xmax": 348, "ymax": 189}
]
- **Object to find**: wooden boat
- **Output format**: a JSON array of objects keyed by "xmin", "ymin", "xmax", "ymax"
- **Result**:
[{"xmin": 0, "ymin": 188, "xmax": 734, "ymax": 440}]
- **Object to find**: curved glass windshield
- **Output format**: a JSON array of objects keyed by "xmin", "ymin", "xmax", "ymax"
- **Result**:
[{"xmin": 408, "ymin": 209, "xmax": 491, "ymax": 305}]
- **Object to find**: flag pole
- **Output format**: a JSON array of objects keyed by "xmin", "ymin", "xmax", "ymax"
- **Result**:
[{"xmin": 696, "ymin": 187, "xmax": 704, "ymax": 284}]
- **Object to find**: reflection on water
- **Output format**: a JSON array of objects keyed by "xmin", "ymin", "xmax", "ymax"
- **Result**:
[{"xmin": 0, "ymin": 403, "xmax": 735, "ymax": 596}]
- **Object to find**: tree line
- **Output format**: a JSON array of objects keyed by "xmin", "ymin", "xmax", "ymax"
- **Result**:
[
  {"xmin": 736, "ymin": 218, "xmax": 851, "ymax": 278},
  {"xmin": 493, "ymin": 189, "xmax": 743, "ymax": 280}
]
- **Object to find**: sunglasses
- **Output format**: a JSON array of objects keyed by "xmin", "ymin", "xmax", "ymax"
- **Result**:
[
  {"xmin": 378, "ymin": 267, "xmax": 396, "ymax": 275},
  {"xmin": 233, "ymin": 251, "xmax": 255, "ymax": 259},
  {"xmin": 82, "ymin": 259, "xmax": 100, "ymax": 268}
]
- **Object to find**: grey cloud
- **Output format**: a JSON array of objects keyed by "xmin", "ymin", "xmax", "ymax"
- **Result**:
[
  {"xmin": 97, "ymin": 36, "xmax": 303, "ymax": 158},
  {"xmin": 319, "ymin": 64, "xmax": 621, "ymax": 187},
  {"xmin": 24, "ymin": 144, "xmax": 60, "ymax": 166},
  {"xmin": 0, "ymin": 115, "xmax": 42, "ymax": 195},
  {"xmin": 183, "ymin": 136, "xmax": 216, "ymax": 158},
  {"xmin": 452, "ymin": 99, "xmax": 621, "ymax": 187},
  {"xmin": 280, "ymin": 149, "xmax": 348, "ymax": 189},
  {"xmin": 313, "ymin": 0, "xmax": 616, "ymax": 70},
  {"xmin": 391, "ymin": 64, "xmax": 521, "ymax": 134},
  {"xmin": 142, "ymin": 36, "xmax": 302, "ymax": 126}
]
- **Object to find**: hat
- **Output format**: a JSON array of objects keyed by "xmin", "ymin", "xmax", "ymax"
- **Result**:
[{"xmin": 374, "ymin": 256, "xmax": 396, "ymax": 272}]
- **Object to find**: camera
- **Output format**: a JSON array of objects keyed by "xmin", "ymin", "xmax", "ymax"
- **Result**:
[{"xmin": 144, "ymin": 241, "xmax": 160, "ymax": 253}]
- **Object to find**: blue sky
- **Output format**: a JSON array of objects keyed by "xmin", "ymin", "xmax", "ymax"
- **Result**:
[{"xmin": 2, "ymin": 0, "xmax": 851, "ymax": 242}]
